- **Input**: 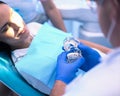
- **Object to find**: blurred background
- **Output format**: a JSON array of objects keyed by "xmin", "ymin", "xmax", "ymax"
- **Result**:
[{"xmin": 53, "ymin": 0, "xmax": 112, "ymax": 48}]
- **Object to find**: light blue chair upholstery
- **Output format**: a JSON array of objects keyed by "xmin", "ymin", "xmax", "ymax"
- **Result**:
[{"xmin": 0, "ymin": 51, "xmax": 47, "ymax": 96}]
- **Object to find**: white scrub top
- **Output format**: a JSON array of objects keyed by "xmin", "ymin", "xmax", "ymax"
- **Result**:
[{"xmin": 63, "ymin": 47, "xmax": 120, "ymax": 96}]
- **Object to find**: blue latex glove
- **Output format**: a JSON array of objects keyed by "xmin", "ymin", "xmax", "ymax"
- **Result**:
[
  {"xmin": 78, "ymin": 43, "xmax": 101, "ymax": 72},
  {"xmin": 56, "ymin": 52, "xmax": 85, "ymax": 84}
]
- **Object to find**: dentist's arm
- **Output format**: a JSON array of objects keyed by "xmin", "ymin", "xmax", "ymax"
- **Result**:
[
  {"xmin": 40, "ymin": 0, "xmax": 67, "ymax": 32},
  {"xmin": 78, "ymin": 39, "xmax": 112, "ymax": 54},
  {"xmin": 50, "ymin": 80, "xmax": 66, "ymax": 96}
]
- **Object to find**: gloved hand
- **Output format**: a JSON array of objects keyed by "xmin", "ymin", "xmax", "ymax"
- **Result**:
[
  {"xmin": 56, "ymin": 52, "xmax": 85, "ymax": 84},
  {"xmin": 78, "ymin": 43, "xmax": 101, "ymax": 72}
]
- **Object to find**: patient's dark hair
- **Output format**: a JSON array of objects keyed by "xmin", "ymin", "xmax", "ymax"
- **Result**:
[
  {"xmin": 0, "ymin": 1, "xmax": 6, "ymax": 4},
  {"xmin": 0, "ymin": 42, "xmax": 11, "ymax": 52},
  {"xmin": 0, "ymin": 1, "xmax": 11, "ymax": 52}
]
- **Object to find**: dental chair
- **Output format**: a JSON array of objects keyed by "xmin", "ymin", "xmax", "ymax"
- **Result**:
[{"xmin": 0, "ymin": 51, "xmax": 46, "ymax": 96}]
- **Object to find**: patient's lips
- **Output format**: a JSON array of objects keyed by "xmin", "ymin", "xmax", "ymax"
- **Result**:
[
  {"xmin": 19, "ymin": 29, "xmax": 25, "ymax": 36},
  {"xmin": 17, "ymin": 27, "xmax": 29, "ymax": 37}
]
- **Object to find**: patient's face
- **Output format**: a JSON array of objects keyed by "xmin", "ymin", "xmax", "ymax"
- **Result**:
[{"xmin": 0, "ymin": 4, "xmax": 31, "ymax": 49}]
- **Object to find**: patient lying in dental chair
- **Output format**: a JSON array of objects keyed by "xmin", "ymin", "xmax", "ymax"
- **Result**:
[
  {"xmin": 0, "ymin": 20, "xmax": 109, "ymax": 96},
  {"xmin": 0, "ymin": 1, "xmax": 111, "ymax": 95},
  {"xmin": 0, "ymin": 22, "xmax": 108, "ymax": 95},
  {"xmin": 12, "ymin": 22, "xmax": 71, "ymax": 95},
  {"xmin": 12, "ymin": 22, "xmax": 107, "ymax": 95}
]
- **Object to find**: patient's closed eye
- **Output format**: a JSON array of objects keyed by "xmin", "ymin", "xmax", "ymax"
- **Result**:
[{"xmin": 0, "ymin": 23, "xmax": 10, "ymax": 33}]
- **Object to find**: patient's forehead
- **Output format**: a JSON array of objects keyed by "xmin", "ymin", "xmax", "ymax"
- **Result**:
[{"xmin": 0, "ymin": 4, "xmax": 11, "ymax": 28}]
